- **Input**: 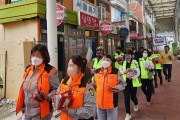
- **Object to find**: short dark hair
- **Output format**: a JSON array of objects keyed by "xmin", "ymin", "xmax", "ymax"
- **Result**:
[
  {"xmin": 164, "ymin": 45, "xmax": 170, "ymax": 49},
  {"xmin": 69, "ymin": 55, "xmax": 87, "ymax": 73},
  {"xmin": 31, "ymin": 44, "xmax": 50, "ymax": 64},
  {"xmin": 116, "ymin": 47, "xmax": 122, "ymax": 51},
  {"xmin": 132, "ymin": 48, "xmax": 136, "ymax": 50},
  {"xmin": 142, "ymin": 49, "xmax": 151, "ymax": 57},
  {"xmin": 103, "ymin": 54, "xmax": 113, "ymax": 61}
]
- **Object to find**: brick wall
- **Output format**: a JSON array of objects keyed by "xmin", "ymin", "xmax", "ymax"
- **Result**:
[{"xmin": 129, "ymin": 1, "xmax": 142, "ymax": 21}]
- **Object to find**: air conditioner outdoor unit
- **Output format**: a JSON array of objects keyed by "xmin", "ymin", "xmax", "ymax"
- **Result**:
[{"xmin": 98, "ymin": 6, "xmax": 106, "ymax": 20}]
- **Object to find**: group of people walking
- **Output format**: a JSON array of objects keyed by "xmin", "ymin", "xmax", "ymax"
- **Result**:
[{"xmin": 16, "ymin": 44, "xmax": 174, "ymax": 120}]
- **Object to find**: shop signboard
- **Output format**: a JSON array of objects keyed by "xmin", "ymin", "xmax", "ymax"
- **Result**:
[
  {"xmin": 100, "ymin": 21, "xmax": 112, "ymax": 35},
  {"xmin": 56, "ymin": 3, "xmax": 64, "ymax": 26},
  {"xmin": 78, "ymin": 12, "xmax": 99, "ymax": 29},
  {"xmin": 73, "ymin": 0, "xmax": 98, "ymax": 18},
  {"xmin": 153, "ymin": 37, "xmax": 166, "ymax": 46},
  {"xmin": 11, "ymin": 0, "xmax": 26, "ymax": 3},
  {"xmin": 119, "ymin": 27, "xmax": 129, "ymax": 37},
  {"xmin": 126, "ymin": 42, "xmax": 133, "ymax": 50},
  {"xmin": 130, "ymin": 31, "xmax": 137, "ymax": 39}
]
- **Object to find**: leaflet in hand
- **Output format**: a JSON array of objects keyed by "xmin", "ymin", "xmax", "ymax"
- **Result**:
[
  {"xmin": 143, "ymin": 61, "xmax": 154, "ymax": 69},
  {"xmin": 108, "ymin": 86, "xmax": 121, "ymax": 92},
  {"xmin": 154, "ymin": 57, "xmax": 160, "ymax": 61},
  {"xmin": 127, "ymin": 68, "xmax": 137, "ymax": 77},
  {"xmin": 31, "ymin": 88, "xmax": 48, "ymax": 102},
  {"xmin": 52, "ymin": 90, "xmax": 74, "ymax": 110}
]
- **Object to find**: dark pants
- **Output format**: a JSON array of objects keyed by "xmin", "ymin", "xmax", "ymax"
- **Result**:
[
  {"xmin": 154, "ymin": 69, "xmax": 163, "ymax": 85},
  {"xmin": 123, "ymin": 80, "xmax": 138, "ymax": 114},
  {"xmin": 141, "ymin": 79, "xmax": 152, "ymax": 102},
  {"xmin": 163, "ymin": 64, "xmax": 172, "ymax": 79}
]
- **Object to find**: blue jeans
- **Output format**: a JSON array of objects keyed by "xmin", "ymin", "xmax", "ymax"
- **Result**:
[{"xmin": 97, "ymin": 106, "xmax": 118, "ymax": 120}]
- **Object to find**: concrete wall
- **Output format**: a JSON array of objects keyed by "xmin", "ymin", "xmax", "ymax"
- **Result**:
[
  {"xmin": 0, "ymin": 19, "xmax": 38, "ymax": 99},
  {"xmin": 156, "ymin": 17, "xmax": 174, "ymax": 34}
]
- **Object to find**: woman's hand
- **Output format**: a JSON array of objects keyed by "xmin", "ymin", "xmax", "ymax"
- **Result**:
[
  {"xmin": 91, "ymin": 69, "xmax": 96, "ymax": 74},
  {"xmin": 124, "ymin": 70, "xmax": 128, "ymax": 74},
  {"xmin": 107, "ymin": 86, "xmax": 120, "ymax": 93},
  {"xmin": 145, "ymin": 67, "xmax": 151, "ymax": 70},
  {"xmin": 40, "ymin": 91, "xmax": 49, "ymax": 101},
  {"xmin": 61, "ymin": 104, "xmax": 68, "ymax": 113},
  {"xmin": 126, "ymin": 75, "xmax": 132, "ymax": 80},
  {"xmin": 21, "ymin": 109, "xmax": 25, "ymax": 114}
]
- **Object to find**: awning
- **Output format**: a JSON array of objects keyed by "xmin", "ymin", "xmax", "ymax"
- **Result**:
[
  {"xmin": 0, "ymin": 0, "xmax": 46, "ymax": 24},
  {"xmin": 145, "ymin": 0, "xmax": 176, "ymax": 19}
]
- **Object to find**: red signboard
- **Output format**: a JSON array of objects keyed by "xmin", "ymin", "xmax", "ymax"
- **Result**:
[
  {"xmin": 79, "ymin": 12, "xmax": 99, "ymax": 29},
  {"xmin": 100, "ymin": 21, "xmax": 112, "ymax": 34},
  {"xmin": 130, "ymin": 31, "xmax": 137, "ymax": 39},
  {"xmin": 56, "ymin": 3, "xmax": 64, "ymax": 26}
]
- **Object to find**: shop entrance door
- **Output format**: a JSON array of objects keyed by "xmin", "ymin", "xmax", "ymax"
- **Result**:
[
  {"xmin": 92, "ymin": 38, "xmax": 96, "ymax": 58},
  {"xmin": 85, "ymin": 38, "xmax": 92, "ymax": 55},
  {"xmin": 58, "ymin": 35, "xmax": 65, "ymax": 80}
]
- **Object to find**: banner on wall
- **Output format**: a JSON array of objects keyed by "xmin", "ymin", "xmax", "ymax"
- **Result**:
[
  {"xmin": 73, "ymin": 0, "xmax": 98, "ymax": 18},
  {"xmin": 153, "ymin": 37, "xmax": 166, "ymax": 46},
  {"xmin": 78, "ymin": 12, "xmax": 99, "ymax": 29}
]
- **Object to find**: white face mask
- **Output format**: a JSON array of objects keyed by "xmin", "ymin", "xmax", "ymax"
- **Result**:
[
  {"xmin": 31, "ymin": 57, "xmax": 43, "ymax": 66},
  {"xmin": 102, "ymin": 60, "xmax": 111, "ymax": 68},
  {"xmin": 67, "ymin": 67, "xmax": 78, "ymax": 77},
  {"xmin": 143, "ymin": 53, "xmax": 148, "ymax": 58}
]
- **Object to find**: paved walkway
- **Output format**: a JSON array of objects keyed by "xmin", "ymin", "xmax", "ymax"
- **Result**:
[
  {"xmin": 2, "ymin": 59, "xmax": 180, "ymax": 120},
  {"xmin": 117, "ymin": 59, "xmax": 180, "ymax": 120}
]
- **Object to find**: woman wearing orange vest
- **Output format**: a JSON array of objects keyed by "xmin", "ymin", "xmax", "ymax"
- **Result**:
[
  {"xmin": 57, "ymin": 55, "xmax": 96, "ymax": 120},
  {"xmin": 93, "ymin": 54, "xmax": 127, "ymax": 120},
  {"xmin": 16, "ymin": 44, "xmax": 60, "ymax": 120}
]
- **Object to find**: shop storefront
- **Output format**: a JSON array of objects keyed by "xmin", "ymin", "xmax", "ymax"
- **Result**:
[{"xmin": 41, "ymin": 9, "xmax": 100, "ymax": 79}]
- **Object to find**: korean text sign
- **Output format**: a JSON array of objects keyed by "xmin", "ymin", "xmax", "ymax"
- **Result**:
[
  {"xmin": 79, "ymin": 12, "xmax": 99, "ymax": 29},
  {"xmin": 153, "ymin": 37, "xmax": 166, "ymax": 46}
]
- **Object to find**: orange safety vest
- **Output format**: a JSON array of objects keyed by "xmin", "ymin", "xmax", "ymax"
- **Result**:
[
  {"xmin": 16, "ymin": 63, "xmax": 56, "ymax": 118},
  {"xmin": 60, "ymin": 73, "xmax": 93, "ymax": 120},
  {"xmin": 94, "ymin": 66, "xmax": 119, "ymax": 109}
]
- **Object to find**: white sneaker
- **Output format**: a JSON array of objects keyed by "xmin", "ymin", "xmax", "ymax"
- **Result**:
[
  {"xmin": 125, "ymin": 113, "xmax": 131, "ymax": 120},
  {"xmin": 134, "ymin": 105, "xmax": 138, "ymax": 112}
]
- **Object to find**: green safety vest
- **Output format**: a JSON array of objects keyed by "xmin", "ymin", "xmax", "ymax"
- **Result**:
[
  {"xmin": 91, "ymin": 58, "xmax": 102, "ymax": 81},
  {"xmin": 93, "ymin": 58, "xmax": 102, "ymax": 69},
  {"xmin": 114, "ymin": 52, "xmax": 124, "ymax": 69},
  {"xmin": 122, "ymin": 60, "xmax": 142, "ymax": 87},
  {"xmin": 139, "ymin": 57, "xmax": 154, "ymax": 79},
  {"xmin": 151, "ymin": 54, "xmax": 162, "ymax": 70}
]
